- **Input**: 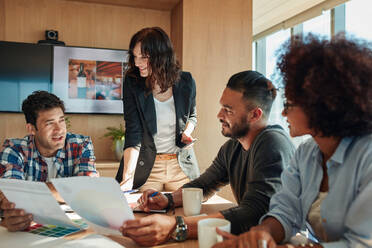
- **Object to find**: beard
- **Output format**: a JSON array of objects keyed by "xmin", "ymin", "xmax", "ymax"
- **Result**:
[{"xmin": 220, "ymin": 116, "xmax": 250, "ymax": 139}]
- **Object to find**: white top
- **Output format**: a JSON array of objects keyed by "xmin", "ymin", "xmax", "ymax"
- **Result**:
[
  {"xmin": 153, "ymin": 96, "xmax": 178, "ymax": 153},
  {"xmin": 307, "ymin": 191, "xmax": 329, "ymax": 242},
  {"xmin": 42, "ymin": 156, "xmax": 57, "ymax": 182}
]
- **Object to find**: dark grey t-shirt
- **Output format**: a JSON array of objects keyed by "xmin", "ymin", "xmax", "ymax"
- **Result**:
[{"xmin": 183, "ymin": 125, "xmax": 295, "ymax": 234}]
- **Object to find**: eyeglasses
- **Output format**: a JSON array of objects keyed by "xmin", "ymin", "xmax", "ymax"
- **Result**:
[{"xmin": 283, "ymin": 101, "xmax": 296, "ymax": 113}]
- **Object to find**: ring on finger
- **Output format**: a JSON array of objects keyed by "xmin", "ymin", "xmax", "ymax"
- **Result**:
[{"xmin": 258, "ymin": 239, "xmax": 268, "ymax": 248}]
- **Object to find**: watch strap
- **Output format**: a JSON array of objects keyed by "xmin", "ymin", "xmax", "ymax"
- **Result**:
[
  {"xmin": 164, "ymin": 193, "xmax": 175, "ymax": 213},
  {"xmin": 175, "ymin": 215, "xmax": 184, "ymax": 225},
  {"xmin": 0, "ymin": 209, "xmax": 4, "ymax": 222}
]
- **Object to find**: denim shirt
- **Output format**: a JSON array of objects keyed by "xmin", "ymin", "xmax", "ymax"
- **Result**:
[{"xmin": 263, "ymin": 134, "xmax": 372, "ymax": 248}]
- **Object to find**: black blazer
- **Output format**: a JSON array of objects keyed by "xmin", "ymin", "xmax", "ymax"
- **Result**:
[{"xmin": 123, "ymin": 71, "xmax": 200, "ymax": 189}]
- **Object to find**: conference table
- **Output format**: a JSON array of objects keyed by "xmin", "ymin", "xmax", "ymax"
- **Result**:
[
  {"xmin": 1, "ymin": 193, "xmax": 236, "ymax": 248},
  {"xmin": 75, "ymin": 193, "xmax": 236, "ymax": 248}
]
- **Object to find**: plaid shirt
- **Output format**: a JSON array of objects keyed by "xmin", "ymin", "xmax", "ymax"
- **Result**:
[{"xmin": 0, "ymin": 133, "xmax": 98, "ymax": 181}]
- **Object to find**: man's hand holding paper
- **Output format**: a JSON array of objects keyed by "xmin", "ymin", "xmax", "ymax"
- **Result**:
[{"xmin": 0, "ymin": 190, "xmax": 33, "ymax": 232}]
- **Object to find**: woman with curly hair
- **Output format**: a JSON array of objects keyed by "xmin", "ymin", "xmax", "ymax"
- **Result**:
[
  {"xmin": 213, "ymin": 33, "xmax": 372, "ymax": 248},
  {"xmin": 119, "ymin": 27, "xmax": 199, "ymax": 191}
]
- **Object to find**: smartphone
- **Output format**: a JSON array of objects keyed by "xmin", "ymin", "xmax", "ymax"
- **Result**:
[
  {"xmin": 132, "ymin": 206, "xmax": 167, "ymax": 213},
  {"xmin": 183, "ymin": 138, "xmax": 197, "ymax": 149}
]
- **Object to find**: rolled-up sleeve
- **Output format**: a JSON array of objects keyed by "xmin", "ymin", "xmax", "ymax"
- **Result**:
[{"xmin": 187, "ymin": 74, "xmax": 197, "ymax": 127}]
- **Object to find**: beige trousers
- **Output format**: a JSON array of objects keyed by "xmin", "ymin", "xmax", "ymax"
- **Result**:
[{"xmin": 139, "ymin": 158, "xmax": 190, "ymax": 192}]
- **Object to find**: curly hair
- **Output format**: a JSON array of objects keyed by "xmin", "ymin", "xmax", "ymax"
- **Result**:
[
  {"xmin": 277, "ymin": 33, "xmax": 372, "ymax": 137},
  {"xmin": 22, "ymin": 91, "xmax": 65, "ymax": 128},
  {"xmin": 127, "ymin": 27, "xmax": 180, "ymax": 93}
]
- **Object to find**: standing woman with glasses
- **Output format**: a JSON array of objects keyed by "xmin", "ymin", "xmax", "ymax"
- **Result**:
[
  {"xmin": 214, "ymin": 33, "xmax": 372, "ymax": 247},
  {"xmin": 120, "ymin": 27, "xmax": 200, "ymax": 191}
]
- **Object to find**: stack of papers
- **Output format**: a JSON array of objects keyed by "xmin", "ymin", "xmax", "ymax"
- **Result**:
[{"xmin": 0, "ymin": 177, "xmax": 134, "ymax": 235}]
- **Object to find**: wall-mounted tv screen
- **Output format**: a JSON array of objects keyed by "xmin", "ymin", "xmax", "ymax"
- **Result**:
[
  {"xmin": 0, "ymin": 41, "xmax": 128, "ymax": 114},
  {"xmin": 0, "ymin": 41, "xmax": 52, "ymax": 112}
]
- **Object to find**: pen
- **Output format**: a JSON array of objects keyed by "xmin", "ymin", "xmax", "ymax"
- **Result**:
[
  {"xmin": 123, "ymin": 189, "xmax": 139, "ymax": 194},
  {"xmin": 149, "ymin": 191, "xmax": 158, "ymax": 198},
  {"xmin": 137, "ymin": 191, "xmax": 158, "ymax": 207}
]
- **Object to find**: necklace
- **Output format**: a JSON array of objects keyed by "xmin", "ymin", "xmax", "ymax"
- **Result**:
[{"xmin": 153, "ymin": 87, "xmax": 172, "ymax": 102}]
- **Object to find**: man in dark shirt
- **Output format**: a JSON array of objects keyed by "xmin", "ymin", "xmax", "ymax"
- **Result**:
[{"xmin": 119, "ymin": 71, "xmax": 295, "ymax": 246}]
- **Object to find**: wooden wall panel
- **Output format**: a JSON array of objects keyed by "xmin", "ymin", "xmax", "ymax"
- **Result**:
[
  {"xmin": 0, "ymin": 113, "xmax": 28, "ymax": 146},
  {"xmin": 181, "ymin": 0, "xmax": 252, "ymax": 202},
  {"xmin": 65, "ymin": 114, "xmax": 124, "ymax": 160},
  {"xmin": 170, "ymin": 1, "xmax": 183, "ymax": 66},
  {"xmin": 0, "ymin": 0, "xmax": 5, "ymax": 40},
  {"xmin": 65, "ymin": 0, "xmax": 180, "ymax": 11},
  {"xmin": 0, "ymin": 0, "xmax": 171, "ymax": 161},
  {"xmin": 1, "ymin": 0, "xmax": 170, "ymax": 49}
]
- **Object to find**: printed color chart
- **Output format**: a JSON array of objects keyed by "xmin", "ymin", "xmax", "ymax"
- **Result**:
[{"xmin": 24, "ymin": 219, "xmax": 88, "ymax": 237}]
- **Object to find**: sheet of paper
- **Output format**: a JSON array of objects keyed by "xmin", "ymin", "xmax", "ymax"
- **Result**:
[
  {"xmin": 0, "ymin": 226, "xmax": 67, "ymax": 248},
  {"xmin": 0, "ymin": 179, "xmax": 78, "ymax": 229},
  {"xmin": 123, "ymin": 193, "xmax": 141, "ymax": 205},
  {"xmin": 51, "ymin": 177, "xmax": 134, "ymax": 234},
  {"xmin": 0, "ymin": 227, "xmax": 123, "ymax": 248},
  {"xmin": 54, "ymin": 234, "xmax": 125, "ymax": 248}
]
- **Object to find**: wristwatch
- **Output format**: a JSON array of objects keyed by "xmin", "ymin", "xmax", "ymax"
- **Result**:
[
  {"xmin": 171, "ymin": 216, "xmax": 188, "ymax": 242},
  {"xmin": 164, "ymin": 193, "xmax": 175, "ymax": 213}
]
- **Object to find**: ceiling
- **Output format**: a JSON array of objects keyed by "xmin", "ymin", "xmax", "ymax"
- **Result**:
[{"xmin": 65, "ymin": 0, "xmax": 181, "ymax": 11}]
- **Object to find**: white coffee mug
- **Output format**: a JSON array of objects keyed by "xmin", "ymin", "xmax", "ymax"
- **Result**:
[
  {"xmin": 182, "ymin": 187, "xmax": 203, "ymax": 216},
  {"xmin": 198, "ymin": 218, "xmax": 231, "ymax": 248}
]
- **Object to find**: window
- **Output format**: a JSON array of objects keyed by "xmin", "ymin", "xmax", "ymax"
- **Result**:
[
  {"xmin": 252, "ymin": 41, "xmax": 256, "ymax": 70},
  {"xmin": 303, "ymin": 10, "xmax": 331, "ymax": 38},
  {"xmin": 253, "ymin": 1, "xmax": 372, "ymax": 147},
  {"xmin": 265, "ymin": 29, "xmax": 291, "ymax": 80},
  {"xmin": 345, "ymin": 0, "xmax": 372, "ymax": 41},
  {"xmin": 265, "ymin": 29, "xmax": 291, "ymax": 137}
]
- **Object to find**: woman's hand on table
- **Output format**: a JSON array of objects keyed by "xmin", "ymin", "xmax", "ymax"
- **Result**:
[
  {"xmin": 120, "ymin": 214, "xmax": 175, "ymax": 246},
  {"xmin": 213, "ymin": 226, "xmax": 278, "ymax": 248}
]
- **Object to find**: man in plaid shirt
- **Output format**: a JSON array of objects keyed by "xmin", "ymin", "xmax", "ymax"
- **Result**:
[{"xmin": 0, "ymin": 91, "xmax": 98, "ymax": 232}]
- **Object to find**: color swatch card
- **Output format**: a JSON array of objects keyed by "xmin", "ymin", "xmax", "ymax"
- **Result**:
[{"xmin": 25, "ymin": 223, "xmax": 81, "ymax": 238}]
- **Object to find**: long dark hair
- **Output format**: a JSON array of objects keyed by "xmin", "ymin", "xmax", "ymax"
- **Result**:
[{"xmin": 127, "ymin": 27, "xmax": 180, "ymax": 93}]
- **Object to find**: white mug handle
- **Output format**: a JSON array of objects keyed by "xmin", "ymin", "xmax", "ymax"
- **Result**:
[{"xmin": 216, "ymin": 234, "xmax": 223, "ymax": 243}]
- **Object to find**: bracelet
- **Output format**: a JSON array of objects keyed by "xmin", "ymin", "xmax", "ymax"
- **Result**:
[
  {"xmin": 286, "ymin": 243, "xmax": 317, "ymax": 248},
  {"xmin": 164, "ymin": 193, "xmax": 175, "ymax": 214}
]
